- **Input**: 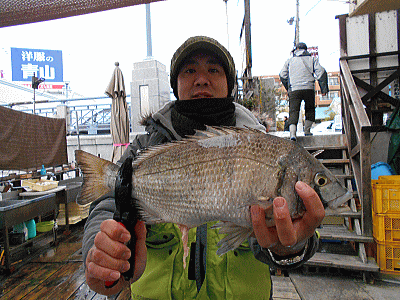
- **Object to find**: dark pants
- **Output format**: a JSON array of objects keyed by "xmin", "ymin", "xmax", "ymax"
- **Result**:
[{"xmin": 288, "ymin": 89, "xmax": 315, "ymax": 125}]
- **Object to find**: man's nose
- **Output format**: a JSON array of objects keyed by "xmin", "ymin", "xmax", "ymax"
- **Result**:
[{"xmin": 194, "ymin": 71, "xmax": 210, "ymax": 86}]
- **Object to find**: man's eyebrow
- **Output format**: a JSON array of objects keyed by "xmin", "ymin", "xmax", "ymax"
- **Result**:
[
  {"xmin": 207, "ymin": 58, "xmax": 222, "ymax": 65},
  {"xmin": 182, "ymin": 57, "xmax": 222, "ymax": 66},
  {"xmin": 183, "ymin": 58, "xmax": 197, "ymax": 66}
]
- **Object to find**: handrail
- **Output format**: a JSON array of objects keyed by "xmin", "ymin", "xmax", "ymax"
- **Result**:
[
  {"xmin": 340, "ymin": 60, "xmax": 371, "ymax": 140},
  {"xmin": 340, "ymin": 60, "xmax": 370, "ymax": 126},
  {"xmin": 339, "ymin": 59, "xmax": 372, "ymax": 236}
]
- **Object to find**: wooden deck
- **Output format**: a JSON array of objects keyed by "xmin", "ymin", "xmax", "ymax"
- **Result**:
[
  {"xmin": 0, "ymin": 221, "xmax": 129, "ymax": 300},
  {"xmin": 0, "ymin": 220, "xmax": 301, "ymax": 300},
  {"xmin": 1, "ymin": 221, "xmax": 399, "ymax": 300}
]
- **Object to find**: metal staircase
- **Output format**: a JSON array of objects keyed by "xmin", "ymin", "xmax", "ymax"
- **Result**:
[
  {"xmin": 296, "ymin": 134, "xmax": 379, "ymax": 280},
  {"xmin": 292, "ymin": 12, "xmax": 400, "ymax": 280}
]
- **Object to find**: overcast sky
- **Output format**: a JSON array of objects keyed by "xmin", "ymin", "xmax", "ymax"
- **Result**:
[{"xmin": 0, "ymin": 0, "xmax": 349, "ymax": 98}]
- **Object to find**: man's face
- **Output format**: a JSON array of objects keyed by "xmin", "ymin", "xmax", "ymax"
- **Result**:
[{"xmin": 177, "ymin": 52, "xmax": 228, "ymax": 101}]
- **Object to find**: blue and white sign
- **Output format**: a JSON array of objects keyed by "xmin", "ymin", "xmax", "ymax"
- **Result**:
[{"xmin": 11, "ymin": 47, "xmax": 63, "ymax": 82}]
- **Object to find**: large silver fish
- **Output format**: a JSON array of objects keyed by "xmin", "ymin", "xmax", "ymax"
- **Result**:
[{"xmin": 75, "ymin": 127, "xmax": 351, "ymax": 256}]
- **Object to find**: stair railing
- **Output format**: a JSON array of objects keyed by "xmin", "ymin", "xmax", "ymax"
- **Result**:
[{"xmin": 339, "ymin": 59, "xmax": 373, "ymax": 237}]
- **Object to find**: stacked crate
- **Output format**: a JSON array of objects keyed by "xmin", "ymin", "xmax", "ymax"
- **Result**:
[
  {"xmin": 372, "ymin": 175, "xmax": 400, "ymax": 274},
  {"xmin": 56, "ymin": 202, "xmax": 90, "ymax": 226}
]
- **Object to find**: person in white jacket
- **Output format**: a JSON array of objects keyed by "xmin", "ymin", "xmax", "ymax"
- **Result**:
[{"xmin": 279, "ymin": 42, "xmax": 329, "ymax": 141}]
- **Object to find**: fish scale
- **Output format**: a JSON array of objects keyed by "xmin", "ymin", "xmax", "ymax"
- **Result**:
[{"xmin": 76, "ymin": 126, "xmax": 352, "ymax": 256}]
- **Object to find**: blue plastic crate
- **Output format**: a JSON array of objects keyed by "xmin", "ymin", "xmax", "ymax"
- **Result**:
[{"xmin": 371, "ymin": 162, "xmax": 396, "ymax": 180}]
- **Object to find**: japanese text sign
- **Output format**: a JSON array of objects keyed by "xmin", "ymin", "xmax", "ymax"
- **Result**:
[{"xmin": 11, "ymin": 47, "xmax": 63, "ymax": 82}]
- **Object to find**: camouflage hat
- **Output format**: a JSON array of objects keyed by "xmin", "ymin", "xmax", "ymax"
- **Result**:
[{"xmin": 170, "ymin": 36, "xmax": 236, "ymax": 100}]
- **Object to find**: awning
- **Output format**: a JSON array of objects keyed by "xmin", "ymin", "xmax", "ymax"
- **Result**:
[
  {"xmin": 350, "ymin": 0, "xmax": 400, "ymax": 17},
  {"xmin": 0, "ymin": 0, "xmax": 165, "ymax": 28}
]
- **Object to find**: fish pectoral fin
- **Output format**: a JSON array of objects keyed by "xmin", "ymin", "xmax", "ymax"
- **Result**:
[
  {"xmin": 212, "ymin": 222, "xmax": 253, "ymax": 256},
  {"xmin": 255, "ymin": 196, "xmax": 274, "ymax": 212},
  {"xmin": 237, "ymin": 196, "xmax": 273, "ymax": 210},
  {"xmin": 241, "ymin": 196, "xmax": 273, "ymax": 211}
]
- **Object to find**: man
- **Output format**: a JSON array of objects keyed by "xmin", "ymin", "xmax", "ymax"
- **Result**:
[
  {"xmin": 279, "ymin": 42, "xmax": 329, "ymax": 141},
  {"xmin": 283, "ymin": 116, "xmax": 289, "ymax": 131},
  {"xmin": 82, "ymin": 36, "xmax": 325, "ymax": 299}
]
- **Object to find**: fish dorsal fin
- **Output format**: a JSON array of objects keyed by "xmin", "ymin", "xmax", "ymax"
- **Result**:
[
  {"xmin": 197, "ymin": 125, "xmax": 263, "ymax": 138},
  {"xmin": 133, "ymin": 126, "xmax": 261, "ymax": 168}
]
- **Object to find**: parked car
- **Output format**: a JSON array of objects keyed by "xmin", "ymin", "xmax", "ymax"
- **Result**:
[{"xmin": 311, "ymin": 120, "xmax": 342, "ymax": 135}]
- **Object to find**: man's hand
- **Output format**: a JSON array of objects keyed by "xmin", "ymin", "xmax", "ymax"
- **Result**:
[
  {"xmin": 85, "ymin": 220, "xmax": 147, "ymax": 295},
  {"xmin": 251, "ymin": 181, "xmax": 325, "ymax": 256}
]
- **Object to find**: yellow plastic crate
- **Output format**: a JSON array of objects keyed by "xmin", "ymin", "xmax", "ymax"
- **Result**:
[
  {"xmin": 376, "ymin": 241, "xmax": 400, "ymax": 275},
  {"xmin": 372, "ymin": 181, "xmax": 400, "ymax": 214},
  {"xmin": 373, "ymin": 213, "xmax": 400, "ymax": 243},
  {"xmin": 378, "ymin": 175, "xmax": 400, "ymax": 183}
]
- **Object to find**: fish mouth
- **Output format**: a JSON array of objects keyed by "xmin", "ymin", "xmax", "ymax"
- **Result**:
[{"xmin": 327, "ymin": 190, "xmax": 353, "ymax": 209}]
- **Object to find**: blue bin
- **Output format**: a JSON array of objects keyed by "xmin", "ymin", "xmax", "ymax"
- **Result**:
[
  {"xmin": 371, "ymin": 162, "xmax": 396, "ymax": 180},
  {"xmin": 24, "ymin": 219, "xmax": 37, "ymax": 239}
]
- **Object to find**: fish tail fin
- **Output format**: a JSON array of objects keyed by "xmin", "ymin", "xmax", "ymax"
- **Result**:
[
  {"xmin": 75, "ymin": 150, "xmax": 120, "ymax": 205},
  {"xmin": 212, "ymin": 222, "xmax": 253, "ymax": 256}
]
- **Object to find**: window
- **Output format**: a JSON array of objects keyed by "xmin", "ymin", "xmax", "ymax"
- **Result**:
[
  {"xmin": 328, "ymin": 77, "xmax": 339, "ymax": 86},
  {"xmin": 319, "ymin": 91, "xmax": 339, "ymax": 101},
  {"xmin": 139, "ymin": 85, "xmax": 150, "ymax": 115}
]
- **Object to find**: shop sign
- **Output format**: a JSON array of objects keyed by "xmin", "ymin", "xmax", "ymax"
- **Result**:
[{"xmin": 11, "ymin": 47, "xmax": 63, "ymax": 86}]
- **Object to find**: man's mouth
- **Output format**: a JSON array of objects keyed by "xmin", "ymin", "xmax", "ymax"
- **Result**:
[{"xmin": 192, "ymin": 92, "xmax": 213, "ymax": 98}]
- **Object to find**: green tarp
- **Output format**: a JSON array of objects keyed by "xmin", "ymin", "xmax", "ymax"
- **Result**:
[{"xmin": 386, "ymin": 105, "xmax": 400, "ymax": 174}]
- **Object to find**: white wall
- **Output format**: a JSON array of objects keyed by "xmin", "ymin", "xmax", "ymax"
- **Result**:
[{"xmin": 66, "ymin": 132, "xmax": 143, "ymax": 164}]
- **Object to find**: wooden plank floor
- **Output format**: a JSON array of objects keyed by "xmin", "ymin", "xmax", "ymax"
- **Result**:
[
  {"xmin": 289, "ymin": 271, "xmax": 400, "ymax": 300},
  {"xmin": 0, "ymin": 221, "xmax": 300, "ymax": 300},
  {"xmin": 2, "ymin": 221, "xmax": 399, "ymax": 299},
  {"xmin": 0, "ymin": 221, "xmax": 130, "ymax": 300}
]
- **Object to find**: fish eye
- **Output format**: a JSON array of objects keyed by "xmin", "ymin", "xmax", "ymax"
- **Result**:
[{"xmin": 314, "ymin": 173, "xmax": 328, "ymax": 187}]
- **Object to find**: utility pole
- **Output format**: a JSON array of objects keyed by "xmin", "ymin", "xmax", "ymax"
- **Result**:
[
  {"xmin": 244, "ymin": 0, "xmax": 252, "ymax": 80},
  {"xmin": 223, "ymin": 0, "xmax": 229, "ymax": 50},
  {"xmin": 295, "ymin": 0, "xmax": 300, "ymax": 46},
  {"xmin": 145, "ymin": 3, "xmax": 152, "ymax": 58},
  {"xmin": 242, "ymin": 0, "xmax": 252, "ymax": 99}
]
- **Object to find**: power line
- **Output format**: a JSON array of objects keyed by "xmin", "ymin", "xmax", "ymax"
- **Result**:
[{"xmin": 305, "ymin": 0, "xmax": 323, "ymax": 16}]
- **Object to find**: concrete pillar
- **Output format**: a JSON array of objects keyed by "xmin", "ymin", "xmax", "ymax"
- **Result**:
[
  {"xmin": 56, "ymin": 105, "xmax": 70, "ymax": 132},
  {"xmin": 130, "ymin": 59, "xmax": 170, "ymax": 133}
]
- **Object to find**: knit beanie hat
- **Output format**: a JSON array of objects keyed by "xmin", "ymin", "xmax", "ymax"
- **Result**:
[
  {"xmin": 170, "ymin": 36, "xmax": 236, "ymax": 100},
  {"xmin": 296, "ymin": 42, "xmax": 308, "ymax": 50}
]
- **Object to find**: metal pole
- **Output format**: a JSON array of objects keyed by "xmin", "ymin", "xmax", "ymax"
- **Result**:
[
  {"xmin": 33, "ymin": 72, "xmax": 36, "ymax": 114},
  {"xmin": 223, "ymin": 0, "xmax": 230, "ymax": 50},
  {"xmin": 65, "ymin": 82, "xmax": 69, "ymax": 104},
  {"xmin": 75, "ymin": 111, "xmax": 81, "ymax": 150},
  {"xmin": 244, "ymin": 0, "xmax": 252, "ymax": 79},
  {"xmin": 33, "ymin": 87, "xmax": 36, "ymax": 114},
  {"xmin": 295, "ymin": 0, "xmax": 300, "ymax": 46},
  {"xmin": 145, "ymin": 3, "xmax": 152, "ymax": 58}
]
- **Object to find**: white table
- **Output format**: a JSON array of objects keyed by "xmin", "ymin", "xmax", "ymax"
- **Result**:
[{"xmin": 19, "ymin": 185, "xmax": 66, "ymax": 197}]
